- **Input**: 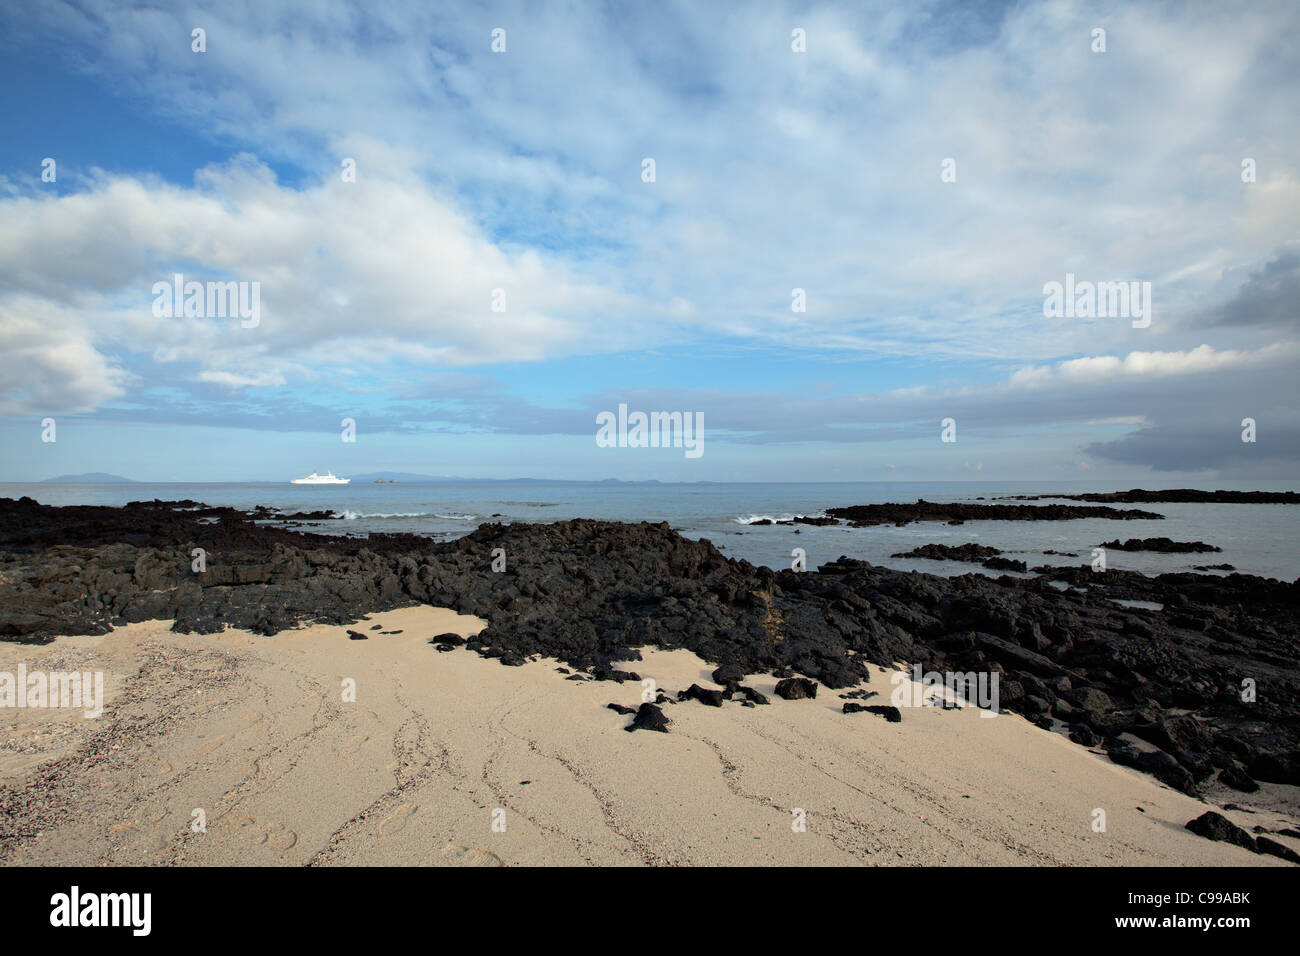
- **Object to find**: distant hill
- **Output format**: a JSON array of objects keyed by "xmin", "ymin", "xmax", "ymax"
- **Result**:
[
  {"xmin": 347, "ymin": 472, "xmax": 460, "ymax": 483},
  {"xmin": 42, "ymin": 472, "xmax": 137, "ymax": 483}
]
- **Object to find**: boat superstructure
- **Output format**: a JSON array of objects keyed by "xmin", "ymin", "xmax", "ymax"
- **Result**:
[{"xmin": 290, "ymin": 471, "xmax": 350, "ymax": 485}]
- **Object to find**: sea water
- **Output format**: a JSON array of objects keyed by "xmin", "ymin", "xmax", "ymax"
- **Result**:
[{"xmin": 6, "ymin": 480, "xmax": 1298, "ymax": 580}]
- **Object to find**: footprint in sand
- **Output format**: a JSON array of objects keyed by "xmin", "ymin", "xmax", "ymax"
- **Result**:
[
  {"xmin": 242, "ymin": 710, "xmax": 264, "ymax": 724},
  {"xmin": 253, "ymin": 822, "xmax": 298, "ymax": 851},
  {"xmin": 379, "ymin": 802, "xmax": 418, "ymax": 836},
  {"xmin": 440, "ymin": 843, "xmax": 504, "ymax": 867}
]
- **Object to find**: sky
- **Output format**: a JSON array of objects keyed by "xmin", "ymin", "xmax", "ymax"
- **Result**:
[{"xmin": 0, "ymin": 0, "xmax": 1297, "ymax": 482}]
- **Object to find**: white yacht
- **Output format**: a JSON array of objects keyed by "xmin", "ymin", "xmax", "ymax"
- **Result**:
[{"xmin": 290, "ymin": 471, "xmax": 350, "ymax": 485}]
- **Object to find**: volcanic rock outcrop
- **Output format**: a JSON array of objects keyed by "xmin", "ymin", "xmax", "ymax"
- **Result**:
[
  {"xmin": 2, "ymin": 496, "xmax": 1297, "ymax": 800},
  {"xmin": 826, "ymin": 500, "xmax": 1163, "ymax": 527}
]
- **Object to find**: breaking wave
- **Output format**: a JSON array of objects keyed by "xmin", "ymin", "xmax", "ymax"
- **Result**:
[{"xmin": 337, "ymin": 510, "xmax": 477, "ymax": 521}]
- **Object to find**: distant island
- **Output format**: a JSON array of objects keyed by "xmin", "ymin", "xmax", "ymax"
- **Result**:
[{"xmin": 41, "ymin": 473, "xmax": 138, "ymax": 483}]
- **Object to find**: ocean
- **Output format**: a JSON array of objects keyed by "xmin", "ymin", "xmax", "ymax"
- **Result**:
[{"xmin": 6, "ymin": 480, "xmax": 1299, "ymax": 580}]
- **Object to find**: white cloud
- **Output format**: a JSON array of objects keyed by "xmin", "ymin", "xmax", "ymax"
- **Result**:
[
  {"xmin": 0, "ymin": 298, "xmax": 130, "ymax": 414},
  {"xmin": 0, "ymin": 156, "xmax": 636, "ymax": 407},
  {"xmin": 198, "ymin": 369, "xmax": 287, "ymax": 389},
  {"xmin": 3, "ymin": 0, "xmax": 1294, "ymax": 364},
  {"xmin": 1007, "ymin": 342, "xmax": 1299, "ymax": 388},
  {"xmin": 1, "ymin": 0, "xmax": 1297, "ymax": 432}
]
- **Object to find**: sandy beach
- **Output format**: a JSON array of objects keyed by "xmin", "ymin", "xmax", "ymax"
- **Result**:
[{"xmin": 1, "ymin": 605, "xmax": 1293, "ymax": 867}]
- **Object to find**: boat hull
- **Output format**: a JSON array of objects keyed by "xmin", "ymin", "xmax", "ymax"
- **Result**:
[{"xmin": 290, "ymin": 473, "xmax": 350, "ymax": 484}]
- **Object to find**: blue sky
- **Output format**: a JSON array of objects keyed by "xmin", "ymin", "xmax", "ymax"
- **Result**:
[{"xmin": 1, "ymin": 0, "xmax": 1298, "ymax": 482}]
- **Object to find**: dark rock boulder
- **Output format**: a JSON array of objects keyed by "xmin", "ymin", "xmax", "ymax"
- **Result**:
[
  {"xmin": 981, "ymin": 556, "xmax": 1027, "ymax": 573},
  {"xmin": 844, "ymin": 703, "xmax": 902, "ymax": 722},
  {"xmin": 1069, "ymin": 724, "xmax": 1099, "ymax": 747},
  {"xmin": 625, "ymin": 702, "xmax": 670, "ymax": 733},
  {"xmin": 1108, "ymin": 744, "xmax": 1197, "ymax": 795},
  {"xmin": 774, "ymin": 677, "xmax": 819, "ymax": 700},
  {"xmin": 1217, "ymin": 766, "xmax": 1260, "ymax": 793},
  {"xmin": 1256, "ymin": 837, "xmax": 1300, "ymax": 864},
  {"xmin": 711, "ymin": 664, "xmax": 746, "ymax": 685},
  {"xmin": 1184, "ymin": 811, "xmax": 1256, "ymax": 851},
  {"xmin": 681, "ymin": 684, "xmax": 726, "ymax": 707},
  {"xmin": 1248, "ymin": 751, "xmax": 1300, "ymax": 786},
  {"xmin": 1066, "ymin": 686, "xmax": 1114, "ymax": 713}
]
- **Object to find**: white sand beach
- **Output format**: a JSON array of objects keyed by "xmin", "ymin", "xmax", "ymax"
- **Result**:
[{"xmin": 1, "ymin": 605, "xmax": 1294, "ymax": 866}]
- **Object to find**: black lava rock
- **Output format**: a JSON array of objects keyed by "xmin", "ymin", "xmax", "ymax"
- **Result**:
[
  {"xmin": 1184, "ymin": 811, "xmax": 1256, "ymax": 851},
  {"xmin": 681, "ymin": 684, "xmax": 726, "ymax": 707},
  {"xmin": 844, "ymin": 703, "xmax": 902, "ymax": 722},
  {"xmin": 828, "ymin": 500, "xmax": 1163, "ymax": 527},
  {"xmin": 625, "ymin": 703, "xmax": 670, "ymax": 733},
  {"xmin": 712, "ymin": 664, "xmax": 746, "ymax": 685},
  {"xmin": 775, "ymin": 677, "xmax": 819, "ymax": 700},
  {"xmin": 1068, "ymin": 724, "xmax": 1099, "ymax": 747},
  {"xmin": 865, "ymin": 705, "xmax": 902, "ymax": 722},
  {"xmin": 890, "ymin": 543, "xmax": 1002, "ymax": 562},
  {"xmin": 981, "ymin": 556, "xmax": 1028, "ymax": 573},
  {"xmin": 1098, "ymin": 537, "xmax": 1222, "ymax": 554},
  {"xmin": 1108, "ymin": 744, "xmax": 1197, "ymax": 795},
  {"xmin": 1217, "ymin": 766, "xmax": 1260, "ymax": 793},
  {"xmin": 1256, "ymin": 837, "xmax": 1300, "ymax": 864}
]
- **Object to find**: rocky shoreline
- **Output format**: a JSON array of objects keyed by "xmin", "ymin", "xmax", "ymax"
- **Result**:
[
  {"xmin": 889, "ymin": 542, "xmax": 1028, "ymax": 573},
  {"xmin": 998, "ymin": 489, "xmax": 1300, "ymax": 504},
  {"xmin": 825, "ymin": 499, "xmax": 1164, "ymax": 526},
  {"xmin": 2, "ymin": 496, "xmax": 1298, "ymax": 815},
  {"xmin": 1098, "ymin": 537, "xmax": 1222, "ymax": 554}
]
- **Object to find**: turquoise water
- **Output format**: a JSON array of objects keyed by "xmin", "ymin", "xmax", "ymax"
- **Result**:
[{"xmin": 5, "ymin": 480, "xmax": 1298, "ymax": 580}]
